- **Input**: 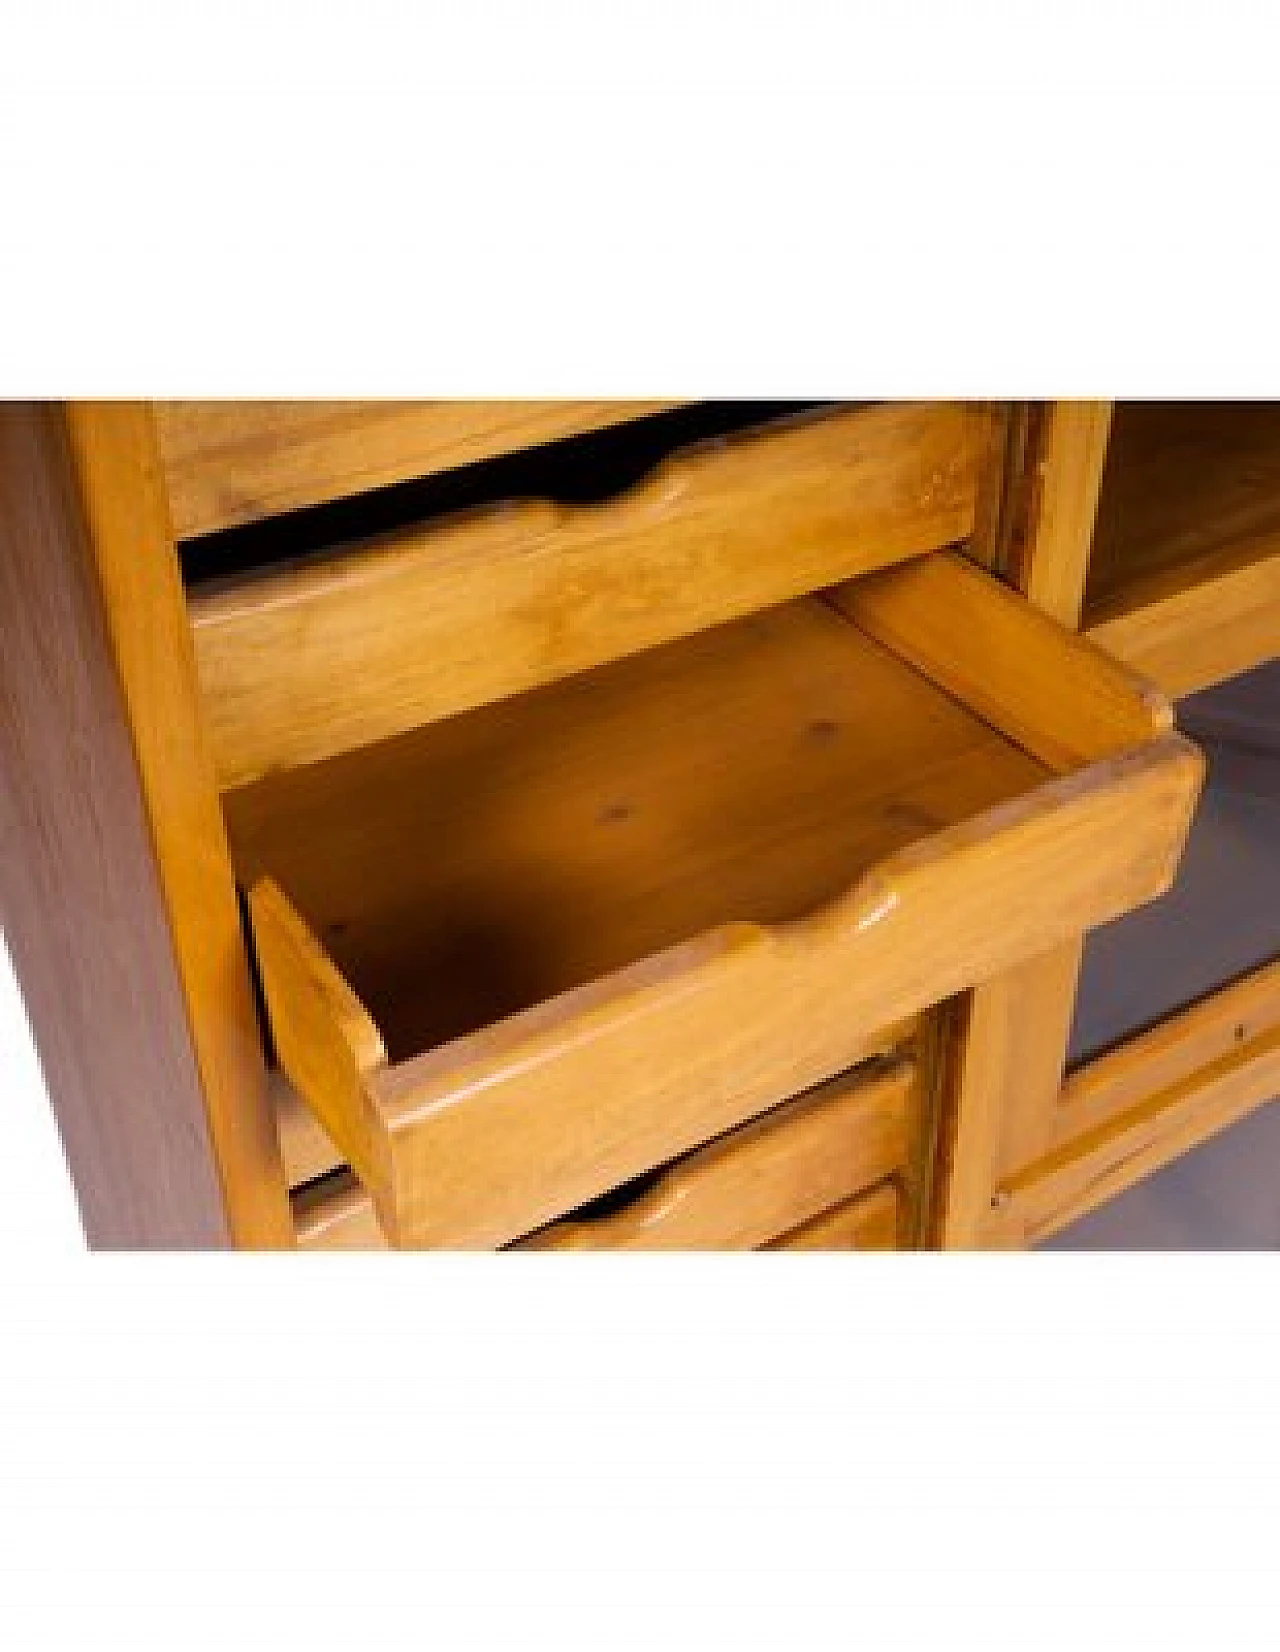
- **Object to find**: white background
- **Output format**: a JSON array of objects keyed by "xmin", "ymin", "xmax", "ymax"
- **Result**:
[{"xmin": 3, "ymin": 4, "xmax": 1280, "ymax": 1648}]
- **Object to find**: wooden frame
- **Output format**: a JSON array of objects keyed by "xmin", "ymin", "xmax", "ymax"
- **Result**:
[
  {"xmin": 936, "ymin": 400, "xmax": 1280, "ymax": 1246},
  {"xmin": 986, "ymin": 962, "xmax": 1280, "ymax": 1246},
  {"xmin": 8, "ymin": 396, "xmax": 1254, "ymax": 1250},
  {"xmin": 0, "ymin": 404, "xmax": 293, "ymax": 1246}
]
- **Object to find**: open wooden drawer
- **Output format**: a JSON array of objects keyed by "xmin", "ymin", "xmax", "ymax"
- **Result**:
[
  {"xmin": 227, "ymin": 553, "xmax": 1203, "ymax": 1247},
  {"xmin": 1084, "ymin": 404, "xmax": 1280, "ymax": 697}
]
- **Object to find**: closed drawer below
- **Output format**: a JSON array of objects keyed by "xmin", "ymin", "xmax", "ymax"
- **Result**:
[
  {"xmin": 766, "ymin": 1182, "xmax": 902, "ymax": 1251},
  {"xmin": 294, "ymin": 1060, "xmax": 915, "ymax": 1251}
]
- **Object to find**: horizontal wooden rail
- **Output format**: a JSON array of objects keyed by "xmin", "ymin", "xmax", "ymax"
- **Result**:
[
  {"xmin": 984, "ymin": 958, "xmax": 1280, "ymax": 1246},
  {"xmin": 1086, "ymin": 532, "xmax": 1280, "ymax": 698}
]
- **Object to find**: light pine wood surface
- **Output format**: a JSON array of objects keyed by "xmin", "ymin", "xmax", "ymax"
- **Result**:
[
  {"xmin": 517, "ymin": 1058, "xmax": 916, "ymax": 1250},
  {"xmin": 932, "ymin": 400, "xmax": 1124, "ymax": 1244},
  {"xmin": 8, "ymin": 396, "xmax": 1258, "ymax": 1251},
  {"xmin": 766, "ymin": 1182, "xmax": 901, "ymax": 1250},
  {"xmin": 0, "ymin": 404, "xmax": 293, "ymax": 1246},
  {"xmin": 155, "ymin": 400, "xmax": 684, "ymax": 538},
  {"xmin": 1085, "ymin": 403, "xmax": 1280, "ymax": 695},
  {"xmin": 241, "ymin": 557, "xmax": 1202, "ymax": 1247},
  {"xmin": 192, "ymin": 401, "xmax": 991, "ymax": 789}
]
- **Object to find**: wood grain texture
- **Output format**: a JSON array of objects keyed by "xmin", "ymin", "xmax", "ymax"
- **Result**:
[
  {"xmin": 516, "ymin": 1058, "xmax": 916, "ymax": 1250},
  {"xmin": 928, "ymin": 405, "xmax": 1123, "ymax": 1242},
  {"xmin": 990, "ymin": 939, "xmax": 1086, "ymax": 1179},
  {"xmin": 248, "ymin": 879, "xmax": 390, "ymax": 1217},
  {"xmin": 984, "ymin": 982, "xmax": 1280, "ymax": 1247},
  {"xmin": 1014, "ymin": 402, "xmax": 1113, "ymax": 626},
  {"xmin": 228, "ymin": 596, "xmax": 1046, "ymax": 1063},
  {"xmin": 241, "ymin": 578, "xmax": 1203, "ymax": 1247},
  {"xmin": 155, "ymin": 401, "xmax": 684, "ymax": 538},
  {"xmin": 1057, "ymin": 958, "xmax": 1280, "ymax": 1142},
  {"xmin": 0, "ymin": 404, "xmax": 293, "ymax": 1247},
  {"xmin": 192, "ymin": 401, "xmax": 991, "ymax": 789},
  {"xmin": 1086, "ymin": 403, "xmax": 1280, "ymax": 602},
  {"xmin": 830, "ymin": 550, "xmax": 1171, "ymax": 772},
  {"xmin": 931, "ymin": 944, "xmax": 1084, "ymax": 1247},
  {"xmin": 272, "ymin": 1015, "xmax": 921, "ymax": 1190},
  {"xmin": 1084, "ymin": 403, "xmax": 1280, "ymax": 694},
  {"xmin": 1086, "ymin": 537, "xmax": 1280, "ymax": 697},
  {"xmin": 294, "ymin": 1156, "xmax": 907, "ymax": 1253},
  {"xmin": 966, "ymin": 403, "xmax": 1044, "ymax": 582},
  {"xmin": 766, "ymin": 1181, "xmax": 901, "ymax": 1250}
]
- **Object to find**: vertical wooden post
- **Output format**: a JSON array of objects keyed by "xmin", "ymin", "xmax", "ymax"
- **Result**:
[
  {"xmin": 1012, "ymin": 401, "xmax": 1114, "ymax": 626},
  {"xmin": 932, "ymin": 943, "xmax": 1085, "ymax": 1247},
  {"xmin": 932, "ymin": 402, "xmax": 1115, "ymax": 1247},
  {"xmin": 0, "ymin": 403, "xmax": 293, "ymax": 1247}
]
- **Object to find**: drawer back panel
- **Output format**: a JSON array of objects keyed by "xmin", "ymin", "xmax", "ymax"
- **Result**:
[{"xmin": 188, "ymin": 400, "xmax": 994, "ymax": 790}]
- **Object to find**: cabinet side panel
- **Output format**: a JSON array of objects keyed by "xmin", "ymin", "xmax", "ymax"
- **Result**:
[{"xmin": 0, "ymin": 404, "xmax": 291, "ymax": 1247}]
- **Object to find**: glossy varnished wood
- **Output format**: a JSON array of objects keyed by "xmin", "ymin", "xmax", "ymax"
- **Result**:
[
  {"xmin": 517, "ymin": 1058, "xmax": 917, "ymax": 1250},
  {"xmin": 155, "ymin": 400, "xmax": 683, "ymax": 539},
  {"xmin": 1058, "ymin": 958, "xmax": 1280, "ymax": 1142},
  {"xmin": 192, "ymin": 401, "xmax": 991, "ymax": 788},
  {"xmin": 271, "ymin": 1014, "xmax": 922, "ymax": 1191},
  {"xmin": 766, "ymin": 1182, "xmax": 901, "ymax": 1250},
  {"xmin": 830, "ymin": 546, "xmax": 1170, "ymax": 770},
  {"xmin": 930, "ymin": 946, "xmax": 1084, "ymax": 1247},
  {"xmin": 0, "ymin": 404, "xmax": 293, "ymax": 1247},
  {"xmin": 231, "ymin": 593, "xmax": 1046, "ymax": 1064},
  {"xmin": 985, "ymin": 964, "xmax": 1280, "ymax": 1247},
  {"xmin": 294, "ymin": 1152, "xmax": 907, "ymax": 1254},
  {"xmin": 932, "ymin": 405, "xmax": 1116, "ymax": 1243},
  {"xmin": 241, "ymin": 558, "xmax": 1202, "ymax": 1247}
]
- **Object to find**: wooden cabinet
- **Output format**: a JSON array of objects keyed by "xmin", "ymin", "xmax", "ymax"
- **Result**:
[
  {"xmin": 952, "ymin": 404, "xmax": 1280, "ymax": 1248},
  {"xmin": 1, "ymin": 398, "xmax": 1245, "ymax": 1249}
]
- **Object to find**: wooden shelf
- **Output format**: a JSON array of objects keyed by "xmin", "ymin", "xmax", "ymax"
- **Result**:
[{"xmin": 1084, "ymin": 403, "xmax": 1280, "ymax": 696}]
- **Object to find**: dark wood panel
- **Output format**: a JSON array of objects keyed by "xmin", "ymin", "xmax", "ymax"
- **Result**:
[{"xmin": 0, "ymin": 404, "xmax": 292, "ymax": 1247}]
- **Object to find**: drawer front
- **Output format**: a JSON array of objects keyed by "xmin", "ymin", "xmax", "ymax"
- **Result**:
[
  {"xmin": 766, "ymin": 1182, "xmax": 901, "ymax": 1250},
  {"xmin": 155, "ymin": 400, "xmax": 685, "ymax": 539},
  {"xmin": 273, "ymin": 1020, "xmax": 920, "ymax": 1194},
  {"xmin": 192, "ymin": 401, "xmax": 993, "ymax": 789},
  {"xmin": 292, "ymin": 1061, "xmax": 915, "ymax": 1251},
  {"xmin": 516, "ymin": 1059, "xmax": 916, "ymax": 1251}
]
